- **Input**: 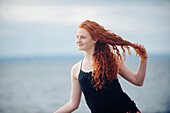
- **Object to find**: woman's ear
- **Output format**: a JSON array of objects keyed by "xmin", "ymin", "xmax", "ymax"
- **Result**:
[{"xmin": 93, "ymin": 39, "xmax": 98, "ymax": 44}]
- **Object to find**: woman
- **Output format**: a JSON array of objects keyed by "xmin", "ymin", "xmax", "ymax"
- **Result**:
[{"xmin": 54, "ymin": 20, "xmax": 147, "ymax": 113}]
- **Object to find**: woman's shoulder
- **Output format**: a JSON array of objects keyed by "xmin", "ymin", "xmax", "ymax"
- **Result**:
[{"xmin": 71, "ymin": 60, "xmax": 82, "ymax": 79}]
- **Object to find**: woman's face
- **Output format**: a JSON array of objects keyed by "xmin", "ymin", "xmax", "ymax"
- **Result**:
[{"xmin": 76, "ymin": 28, "xmax": 96, "ymax": 51}]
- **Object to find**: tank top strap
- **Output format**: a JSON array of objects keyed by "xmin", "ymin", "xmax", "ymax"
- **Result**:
[{"xmin": 80, "ymin": 59, "xmax": 83, "ymax": 70}]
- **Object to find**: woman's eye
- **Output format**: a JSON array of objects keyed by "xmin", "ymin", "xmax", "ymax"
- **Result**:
[{"xmin": 81, "ymin": 36, "xmax": 86, "ymax": 39}]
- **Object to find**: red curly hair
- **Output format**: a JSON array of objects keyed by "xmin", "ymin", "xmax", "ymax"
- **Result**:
[{"xmin": 79, "ymin": 20, "xmax": 148, "ymax": 90}]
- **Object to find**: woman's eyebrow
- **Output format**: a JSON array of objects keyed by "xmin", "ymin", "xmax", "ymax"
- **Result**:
[
  {"xmin": 77, "ymin": 34, "xmax": 86, "ymax": 37},
  {"xmin": 80, "ymin": 35, "xmax": 86, "ymax": 37}
]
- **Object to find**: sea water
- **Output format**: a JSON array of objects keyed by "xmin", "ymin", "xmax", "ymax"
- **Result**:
[{"xmin": 0, "ymin": 54, "xmax": 170, "ymax": 113}]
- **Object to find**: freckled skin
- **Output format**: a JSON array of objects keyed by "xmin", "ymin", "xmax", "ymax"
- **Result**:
[{"xmin": 76, "ymin": 28, "xmax": 96, "ymax": 52}]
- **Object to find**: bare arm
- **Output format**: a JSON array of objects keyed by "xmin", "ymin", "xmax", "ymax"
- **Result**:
[
  {"xmin": 54, "ymin": 64, "xmax": 82, "ymax": 113},
  {"xmin": 119, "ymin": 43, "xmax": 148, "ymax": 86}
]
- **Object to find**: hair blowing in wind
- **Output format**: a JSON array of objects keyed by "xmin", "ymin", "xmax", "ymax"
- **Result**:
[{"xmin": 79, "ymin": 20, "xmax": 148, "ymax": 90}]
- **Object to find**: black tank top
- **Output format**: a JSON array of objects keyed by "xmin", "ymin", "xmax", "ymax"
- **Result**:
[{"xmin": 78, "ymin": 60, "xmax": 140, "ymax": 113}]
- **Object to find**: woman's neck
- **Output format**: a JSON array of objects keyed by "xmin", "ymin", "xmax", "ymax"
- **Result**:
[
  {"xmin": 84, "ymin": 53, "xmax": 93, "ymax": 62},
  {"xmin": 83, "ymin": 47, "xmax": 95, "ymax": 62}
]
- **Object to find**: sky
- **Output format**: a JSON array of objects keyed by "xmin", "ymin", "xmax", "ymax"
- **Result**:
[{"xmin": 0, "ymin": 0, "xmax": 170, "ymax": 58}]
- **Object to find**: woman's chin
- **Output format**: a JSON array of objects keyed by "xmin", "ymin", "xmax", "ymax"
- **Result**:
[
  {"xmin": 78, "ymin": 48, "xmax": 84, "ymax": 51},
  {"xmin": 78, "ymin": 47, "xmax": 85, "ymax": 51}
]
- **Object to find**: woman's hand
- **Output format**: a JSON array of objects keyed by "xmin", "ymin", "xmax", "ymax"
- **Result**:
[{"xmin": 134, "ymin": 43, "xmax": 148, "ymax": 60}]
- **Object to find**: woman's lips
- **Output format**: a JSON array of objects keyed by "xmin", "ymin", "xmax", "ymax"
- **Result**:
[{"xmin": 78, "ymin": 44, "xmax": 84, "ymax": 47}]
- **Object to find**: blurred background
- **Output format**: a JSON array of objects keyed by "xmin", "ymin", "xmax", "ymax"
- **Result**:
[{"xmin": 0, "ymin": 0, "xmax": 170, "ymax": 113}]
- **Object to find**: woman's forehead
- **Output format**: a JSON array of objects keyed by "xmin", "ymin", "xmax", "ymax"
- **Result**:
[{"xmin": 77, "ymin": 28, "xmax": 89, "ymax": 36}]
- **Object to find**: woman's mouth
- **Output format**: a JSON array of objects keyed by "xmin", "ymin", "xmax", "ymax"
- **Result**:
[{"xmin": 78, "ymin": 44, "xmax": 84, "ymax": 47}]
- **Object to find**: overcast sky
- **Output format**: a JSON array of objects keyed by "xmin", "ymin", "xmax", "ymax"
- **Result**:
[{"xmin": 0, "ymin": 0, "xmax": 170, "ymax": 58}]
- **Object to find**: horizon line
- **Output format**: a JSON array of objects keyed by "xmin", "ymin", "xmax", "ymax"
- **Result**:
[{"xmin": 0, "ymin": 53, "xmax": 170, "ymax": 62}]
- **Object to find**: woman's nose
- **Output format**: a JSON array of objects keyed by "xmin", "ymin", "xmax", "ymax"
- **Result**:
[{"xmin": 76, "ymin": 37, "xmax": 81, "ymax": 43}]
